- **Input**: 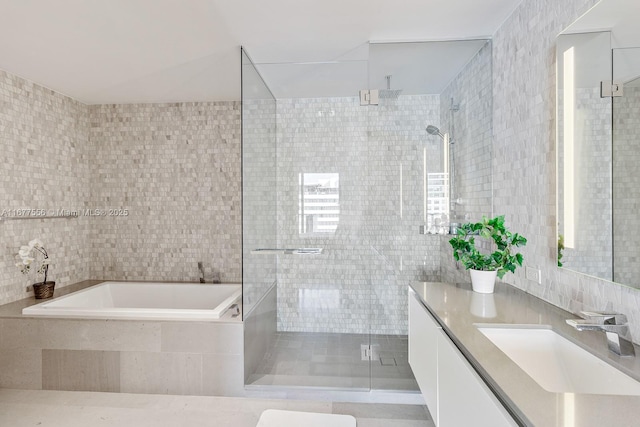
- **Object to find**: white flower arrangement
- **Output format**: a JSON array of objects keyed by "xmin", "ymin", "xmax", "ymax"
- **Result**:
[{"xmin": 16, "ymin": 238, "xmax": 51, "ymax": 283}]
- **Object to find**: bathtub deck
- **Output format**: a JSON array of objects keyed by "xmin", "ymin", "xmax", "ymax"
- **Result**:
[
  {"xmin": 0, "ymin": 389, "xmax": 433, "ymax": 427},
  {"xmin": 0, "ymin": 280, "xmax": 104, "ymax": 318}
]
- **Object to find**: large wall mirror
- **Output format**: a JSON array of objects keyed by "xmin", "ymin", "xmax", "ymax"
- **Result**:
[{"xmin": 557, "ymin": 0, "xmax": 640, "ymax": 288}]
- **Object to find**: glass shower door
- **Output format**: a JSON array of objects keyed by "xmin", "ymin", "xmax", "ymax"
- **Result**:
[
  {"xmin": 366, "ymin": 42, "xmax": 438, "ymax": 392},
  {"xmin": 365, "ymin": 39, "xmax": 492, "ymax": 391},
  {"xmin": 271, "ymin": 59, "xmax": 373, "ymax": 389}
]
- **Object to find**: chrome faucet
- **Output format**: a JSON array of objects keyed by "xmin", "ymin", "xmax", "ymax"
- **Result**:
[
  {"xmin": 566, "ymin": 311, "xmax": 635, "ymax": 357},
  {"xmin": 198, "ymin": 261, "xmax": 205, "ymax": 283}
]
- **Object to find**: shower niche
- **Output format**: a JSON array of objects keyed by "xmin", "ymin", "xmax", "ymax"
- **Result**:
[{"xmin": 241, "ymin": 40, "xmax": 493, "ymax": 394}]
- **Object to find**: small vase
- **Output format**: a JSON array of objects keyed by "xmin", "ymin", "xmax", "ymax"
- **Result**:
[
  {"xmin": 469, "ymin": 269, "xmax": 497, "ymax": 294},
  {"xmin": 33, "ymin": 281, "xmax": 55, "ymax": 299}
]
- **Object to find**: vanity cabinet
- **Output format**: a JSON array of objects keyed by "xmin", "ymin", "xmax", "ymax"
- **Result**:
[
  {"xmin": 408, "ymin": 291, "xmax": 439, "ymax": 421},
  {"xmin": 408, "ymin": 290, "xmax": 516, "ymax": 427}
]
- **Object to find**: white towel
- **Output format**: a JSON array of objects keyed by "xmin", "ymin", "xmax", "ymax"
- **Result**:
[{"xmin": 256, "ymin": 409, "xmax": 356, "ymax": 427}]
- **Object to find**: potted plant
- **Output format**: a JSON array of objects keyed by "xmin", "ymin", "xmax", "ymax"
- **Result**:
[
  {"xmin": 449, "ymin": 215, "xmax": 527, "ymax": 293},
  {"xmin": 557, "ymin": 234, "xmax": 564, "ymax": 267},
  {"xmin": 16, "ymin": 238, "xmax": 55, "ymax": 299}
]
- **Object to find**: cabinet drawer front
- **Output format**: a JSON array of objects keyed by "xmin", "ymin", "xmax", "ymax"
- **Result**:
[
  {"xmin": 408, "ymin": 292, "xmax": 439, "ymax": 423},
  {"xmin": 437, "ymin": 331, "xmax": 516, "ymax": 427}
]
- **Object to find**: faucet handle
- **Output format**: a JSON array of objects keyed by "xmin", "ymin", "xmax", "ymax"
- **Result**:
[{"xmin": 579, "ymin": 311, "xmax": 628, "ymax": 324}]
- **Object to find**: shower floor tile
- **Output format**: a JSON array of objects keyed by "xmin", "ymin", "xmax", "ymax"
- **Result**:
[{"xmin": 248, "ymin": 332, "xmax": 419, "ymax": 391}]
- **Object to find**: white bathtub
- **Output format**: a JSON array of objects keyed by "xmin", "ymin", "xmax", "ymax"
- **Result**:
[{"xmin": 22, "ymin": 281, "xmax": 242, "ymax": 321}]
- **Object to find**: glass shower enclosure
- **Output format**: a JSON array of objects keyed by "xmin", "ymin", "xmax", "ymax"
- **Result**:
[{"xmin": 241, "ymin": 40, "xmax": 492, "ymax": 393}]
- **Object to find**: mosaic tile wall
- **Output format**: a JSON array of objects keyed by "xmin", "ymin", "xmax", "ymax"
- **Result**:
[
  {"xmin": 0, "ymin": 67, "xmax": 243, "ymax": 306},
  {"xmin": 613, "ymin": 86, "xmax": 640, "ymax": 287},
  {"xmin": 276, "ymin": 95, "xmax": 442, "ymax": 335},
  {"xmin": 488, "ymin": 0, "xmax": 640, "ymax": 344},
  {"xmin": 0, "ymin": 69, "xmax": 92, "ymax": 305},
  {"xmin": 440, "ymin": 41, "xmax": 493, "ymax": 225},
  {"xmin": 88, "ymin": 102, "xmax": 242, "ymax": 284},
  {"xmin": 438, "ymin": 41, "xmax": 495, "ymax": 284}
]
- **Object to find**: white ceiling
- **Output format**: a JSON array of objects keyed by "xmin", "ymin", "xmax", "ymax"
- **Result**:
[
  {"xmin": 257, "ymin": 40, "xmax": 490, "ymax": 99},
  {"xmin": 0, "ymin": 0, "xmax": 522, "ymax": 104}
]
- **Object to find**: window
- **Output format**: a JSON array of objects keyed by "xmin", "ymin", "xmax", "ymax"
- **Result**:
[
  {"xmin": 299, "ymin": 173, "xmax": 340, "ymax": 234},
  {"xmin": 427, "ymin": 172, "xmax": 449, "ymax": 229}
]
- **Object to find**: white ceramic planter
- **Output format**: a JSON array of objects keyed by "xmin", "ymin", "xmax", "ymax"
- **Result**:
[{"xmin": 469, "ymin": 269, "xmax": 497, "ymax": 294}]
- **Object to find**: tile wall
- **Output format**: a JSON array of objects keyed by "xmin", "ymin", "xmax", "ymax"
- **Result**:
[
  {"xmin": 0, "ymin": 68, "xmax": 242, "ymax": 307},
  {"xmin": 0, "ymin": 70, "xmax": 92, "ymax": 305},
  {"xmin": 276, "ymin": 96, "xmax": 442, "ymax": 335},
  {"xmin": 484, "ymin": 0, "xmax": 640, "ymax": 344},
  {"xmin": 440, "ymin": 41, "xmax": 493, "ymax": 225},
  {"xmin": 88, "ymin": 103, "xmax": 241, "ymax": 284},
  {"xmin": 438, "ymin": 41, "xmax": 495, "ymax": 285}
]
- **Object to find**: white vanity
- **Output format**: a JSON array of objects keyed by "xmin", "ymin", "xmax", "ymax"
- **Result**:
[
  {"xmin": 408, "ymin": 281, "xmax": 640, "ymax": 427},
  {"xmin": 409, "ymin": 288, "xmax": 516, "ymax": 426}
]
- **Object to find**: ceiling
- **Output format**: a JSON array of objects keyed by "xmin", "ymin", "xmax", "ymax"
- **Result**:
[
  {"xmin": 257, "ymin": 39, "xmax": 490, "ymax": 99},
  {"xmin": 0, "ymin": 0, "xmax": 522, "ymax": 104}
]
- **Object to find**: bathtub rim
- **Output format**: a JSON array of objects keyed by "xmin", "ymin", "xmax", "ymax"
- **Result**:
[{"xmin": 21, "ymin": 280, "xmax": 243, "ymax": 322}]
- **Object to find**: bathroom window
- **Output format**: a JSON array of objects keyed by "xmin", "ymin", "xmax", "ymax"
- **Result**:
[
  {"xmin": 299, "ymin": 173, "xmax": 340, "ymax": 234},
  {"xmin": 427, "ymin": 172, "xmax": 449, "ymax": 216}
]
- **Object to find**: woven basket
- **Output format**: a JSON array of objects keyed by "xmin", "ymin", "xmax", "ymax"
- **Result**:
[{"xmin": 33, "ymin": 281, "xmax": 55, "ymax": 299}]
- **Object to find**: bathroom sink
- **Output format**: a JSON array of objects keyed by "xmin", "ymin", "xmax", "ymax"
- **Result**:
[{"xmin": 476, "ymin": 325, "xmax": 640, "ymax": 395}]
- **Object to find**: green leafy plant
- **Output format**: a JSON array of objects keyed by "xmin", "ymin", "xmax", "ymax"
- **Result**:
[
  {"xmin": 557, "ymin": 234, "xmax": 564, "ymax": 267},
  {"xmin": 449, "ymin": 215, "xmax": 527, "ymax": 279}
]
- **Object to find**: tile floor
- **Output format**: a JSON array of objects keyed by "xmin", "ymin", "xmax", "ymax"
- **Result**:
[
  {"xmin": 0, "ymin": 389, "xmax": 434, "ymax": 427},
  {"xmin": 248, "ymin": 332, "xmax": 419, "ymax": 391}
]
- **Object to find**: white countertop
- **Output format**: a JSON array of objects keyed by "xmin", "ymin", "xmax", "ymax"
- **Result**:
[{"xmin": 410, "ymin": 281, "xmax": 640, "ymax": 427}]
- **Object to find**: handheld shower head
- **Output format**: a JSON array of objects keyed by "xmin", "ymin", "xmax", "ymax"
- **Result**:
[{"xmin": 426, "ymin": 125, "xmax": 444, "ymax": 139}]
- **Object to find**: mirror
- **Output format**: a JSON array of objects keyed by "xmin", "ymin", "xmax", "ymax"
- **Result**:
[
  {"xmin": 557, "ymin": 0, "xmax": 640, "ymax": 288},
  {"xmin": 612, "ymin": 46, "xmax": 640, "ymax": 286}
]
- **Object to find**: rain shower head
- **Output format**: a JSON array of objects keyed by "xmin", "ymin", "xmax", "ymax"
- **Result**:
[
  {"xmin": 426, "ymin": 125, "xmax": 444, "ymax": 139},
  {"xmin": 379, "ymin": 75, "xmax": 402, "ymax": 99}
]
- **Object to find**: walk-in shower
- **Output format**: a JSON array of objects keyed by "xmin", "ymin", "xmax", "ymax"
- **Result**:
[{"xmin": 241, "ymin": 38, "xmax": 494, "ymax": 397}]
